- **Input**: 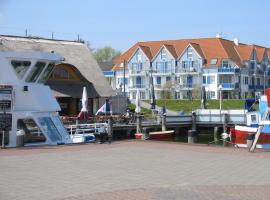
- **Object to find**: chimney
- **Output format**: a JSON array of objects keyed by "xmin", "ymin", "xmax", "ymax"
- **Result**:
[
  {"xmin": 233, "ymin": 38, "xmax": 239, "ymax": 46},
  {"xmin": 216, "ymin": 33, "xmax": 221, "ymax": 38}
]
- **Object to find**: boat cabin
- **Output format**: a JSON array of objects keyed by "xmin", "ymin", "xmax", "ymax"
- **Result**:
[{"xmin": 0, "ymin": 51, "xmax": 71, "ymax": 147}]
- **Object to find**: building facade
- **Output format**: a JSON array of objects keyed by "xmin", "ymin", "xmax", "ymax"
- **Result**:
[{"xmin": 112, "ymin": 37, "xmax": 270, "ymax": 100}]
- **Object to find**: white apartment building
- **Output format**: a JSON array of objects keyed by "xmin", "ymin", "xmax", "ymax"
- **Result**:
[{"xmin": 111, "ymin": 37, "xmax": 270, "ymax": 100}]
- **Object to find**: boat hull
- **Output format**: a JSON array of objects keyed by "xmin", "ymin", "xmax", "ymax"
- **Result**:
[{"xmin": 233, "ymin": 126, "xmax": 270, "ymax": 148}]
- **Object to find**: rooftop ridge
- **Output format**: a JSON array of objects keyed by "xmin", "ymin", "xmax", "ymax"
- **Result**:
[{"xmin": 0, "ymin": 34, "xmax": 85, "ymax": 44}]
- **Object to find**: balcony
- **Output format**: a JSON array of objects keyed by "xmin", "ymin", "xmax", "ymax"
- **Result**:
[
  {"xmin": 154, "ymin": 84, "xmax": 162, "ymax": 89},
  {"xmin": 256, "ymin": 85, "xmax": 264, "ymax": 90},
  {"xmin": 129, "ymin": 69, "xmax": 146, "ymax": 76},
  {"xmin": 175, "ymin": 68, "xmax": 199, "ymax": 74},
  {"xmin": 176, "ymin": 84, "xmax": 194, "ymax": 90},
  {"xmin": 220, "ymin": 83, "xmax": 239, "ymax": 89},
  {"xmin": 152, "ymin": 70, "xmax": 171, "ymax": 75},
  {"xmin": 129, "ymin": 84, "xmax": 146, "ymax": 89},
  {"xmin": 248, "ymin": 85, "xmax": 255, "ymax": 90},
  {"xmin": 218, "ymin": 68, "xmax": 240, "ymax": 73}
]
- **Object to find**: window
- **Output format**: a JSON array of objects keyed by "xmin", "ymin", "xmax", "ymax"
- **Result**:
[
  {"xmin": 38, "ymin": 63, "xmax": 55, "ymax": 83},
  {"xmin": 187, "ymin": 48, "xmax": 193, "ymax": 58},
  {"xmin": 244, "ymin": 77, "xmax": 249, "ymax": 85},
  {"xmin": 182, "ymin": 61, "xmax": 188, "ymax": 68},
  {"xmin": 11, "ymin": 60, "xmax": 31, "ymax": 79},
  {"xmin": 161, "ymin": 49, "xmax": 167, "ymax": 60},
  {"xmin": 222, "ymin": 60, "xmax": 229, "ymax": 68},
  {"xmin": 257, "ymin": 78, "xmax": 260, "ymax": 85},
  {"xmin": 207, "ymin": 91, "xmax": 215, "ymax": 99},
  {"xmin": 17, "ymin": 118, "xmax": 46, "ymax": 143},
  {"xmin": 25, "ymin": 62, "xmax": 46, "ymax": 82},
  {"xmin": 203, "ymin": 76, "xmax": 206, "ymax": 84},
  {"xmin": 161, "ymin": 62, "xmax": 166, "ymax": 73},
  {"xmin": 38, "ymin": 117, "xmax": 62, "ymax": 142},
  {"xmin": 166, "ymin": 76, "xmax": 171, "ymax": 82},
  {"xmin": 210, "ymin": 59, "xmax": 218, "ymax": 65},
  {"xmin": 207, "ymin": 76, "xmax": 215, "ymax": 84},
  {"xmin": 136, "ymin": 52, "xmax": 142, "ymax": 62},
  {"xmin": 136, "ymin": 63, "xmax": 142, "ymax": 72},
  {"xmin": 156, "ymin": 77, "xmax": 161, "ymax": 85},
  {"xmin": 53, "ymin": 67, "xmax": 69, "ymax": 79}
]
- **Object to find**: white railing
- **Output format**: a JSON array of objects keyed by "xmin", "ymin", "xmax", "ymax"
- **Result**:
[{"xmin": 66, "ymin": 123, "xmax": 107, "ymax": 135}]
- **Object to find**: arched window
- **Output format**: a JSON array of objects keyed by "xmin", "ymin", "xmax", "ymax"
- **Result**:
[{"xmin": 53, "ymin": 67, "xmax": 69, "ymax": 79}]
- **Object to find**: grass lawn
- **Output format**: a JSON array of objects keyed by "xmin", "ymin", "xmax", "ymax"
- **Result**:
[{"xmin": 146, "ymin": 99, "xmax": 245, "ymax": 113}]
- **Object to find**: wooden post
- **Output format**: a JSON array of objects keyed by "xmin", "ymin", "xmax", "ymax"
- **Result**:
[
  {"xmin": 1, "ymin": 130, "xmax": 5, "ymax": 149},
  {"xmin": 108, "ymin": 116, "xmax": 113, "ymax": 144},
  {"xmin": 136, "ymin": 113, "xmax": 141, "ymax": 134},
  {"xmin": 191, "ymin": 111, "xmax": 196, "ymax": 131},
  {"xmin": 222, "ymin": 113, "xmax": 228, "ymax": 147},
  {"xmin": 161, "ymin": 114, "xmax": 167, "ymax": 131},
  {"xmin": 214, "ymin": 126, "xmax": 219, "ymax": 145},
  {"xmin": 188, "ymin": 111, "xmax": 197, "ymax": 144},
  {"xmin": 174, "ymin": 128, "xmax": 180, "ymax": 140}
]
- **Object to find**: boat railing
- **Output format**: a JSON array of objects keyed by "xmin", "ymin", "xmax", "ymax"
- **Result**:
[{"xmin": 66, "ymin": 123, "xmax": 107, "ymax": 135}]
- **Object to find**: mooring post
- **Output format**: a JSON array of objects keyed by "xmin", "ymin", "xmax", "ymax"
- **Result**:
[
  {"xmin": 247, "ymin": 132, "xmax": 255, "ymax": 149},
  {"xmin": 191, "ymin": 111, "xmax": 196, "ymax": 131},
  {"xmin": 107, "ymin": 116, "xmax": 113, "ymax": 144},
  {"xmin": 214, "ymin": 126, "xmax": 219, "ymax": 145},
  {"xmin": 188, "ymin": 111, "xmax": 197, "ymax": 144},
  {"xmin": 161, "ymin": 114, "xmax": 167, "ymax": 131},
  {"xmin": 174, "ymin": 128, "xmax": 180, "ymax": 140},
  {"xmin": 222, "ymin": 113, "xmax": 228, "ymax": 147}
]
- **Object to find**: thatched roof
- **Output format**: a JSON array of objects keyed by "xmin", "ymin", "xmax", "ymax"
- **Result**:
[
  {"xmin": 0, "ymin": 35, "xmax": 115, "ymax": 97},
  {"xmin": 47, "ymin": 80, "xmax": 98, "ymax": 98}
]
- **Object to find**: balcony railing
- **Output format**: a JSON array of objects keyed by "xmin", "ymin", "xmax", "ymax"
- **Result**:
[
  {"xmin": 248, "ymin": 85, "xmax": 264, "ymax": 90},
  {"xmin": 154, "ymin": 84, "xmax": 162, "ymax": 88},
  {"xmin": 175, "ymin": 68, "xmax": 198, "ymax": 73},
  {"xmin": 129, "ymin": 84, "xmax": 146, "ymax": 89},
  {"xmin": 256, "ymin": 85, "xmax": 264, "ymax": 90},
  {"xmin": 220, "ymin": 83, "xmax": 239, "ymax": 89},
  {"xmin": 218, "ymin": 68, "xmax": 240, "ymax": 73}
]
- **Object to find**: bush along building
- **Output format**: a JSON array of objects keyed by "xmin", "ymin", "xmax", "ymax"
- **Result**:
[{"xmin": 112, "ymin": 37, "xmax": 270, "ymax": 100}]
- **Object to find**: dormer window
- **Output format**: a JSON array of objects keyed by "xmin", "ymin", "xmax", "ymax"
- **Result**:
[
  {"xmin": 222, "ymin": 60, "xmax": 229, "ymax": 68},
  {"xmin": 187, "ymin": 48, "xmax": 193, "ymax": 58},
  {"xmin": 161, "ymin": 49, "xmax": 167, "ymax": 60},
  {"xmin": 11, "ymin": 60, "xmax": 31, "ymax": 79},
  {"xmin": 210, "ymin": 58, "xmax": 218, "ymax": 65}
]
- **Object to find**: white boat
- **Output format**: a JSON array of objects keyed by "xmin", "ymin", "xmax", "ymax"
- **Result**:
[{"xmin": 0, "ymin": 51, "xmax": 71, "ymax": 147}]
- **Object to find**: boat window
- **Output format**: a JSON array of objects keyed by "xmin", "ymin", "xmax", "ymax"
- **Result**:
[
  {"xmin": 17, "ymin": 118, "xmax": 46, "ymax": 143},
  {"xmin": 38, "ymin": 117, "xmax": 62, "ymax": 142},
  {"xmin": 11, "ymin": 60, "xmax": 31, "ymax": 79},
  {"xmin": 25, "ymin": 62, "xmax": 46, "ymax": 82},
  {"xmin": 38, "ymin": 63, "xmax": 55, "ymax": 83},
  {"xmin": 51, "ymin": 116, "xmax": 68, "ymax": 137}
]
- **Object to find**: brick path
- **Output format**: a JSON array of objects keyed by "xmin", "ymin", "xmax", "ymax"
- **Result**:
[{"xmin": 0, "ymin": 141, "xmax": 270, "ymax": 200}]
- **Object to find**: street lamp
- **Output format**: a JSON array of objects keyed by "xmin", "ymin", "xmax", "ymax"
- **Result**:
[
  {"xmin": 120, "ymin": 60, "xmax": 126, "ymax": 97},
  {"xmin": 149, "ymin": 61, "xmax": 156, "ymax": 110},
  {"xmin": 219, "ymin": 84, "xmax": 222, "ymax": 110}
]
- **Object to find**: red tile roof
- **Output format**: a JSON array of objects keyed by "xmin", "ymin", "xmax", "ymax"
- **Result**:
[{"xmin": 112, "ymin": 38, "xmax": 269, "ymax": 70}]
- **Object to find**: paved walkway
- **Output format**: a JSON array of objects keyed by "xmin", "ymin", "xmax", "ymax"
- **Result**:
[{"xmin": 0, "ymin": 141, "xmax": 270, "ymax": 200}]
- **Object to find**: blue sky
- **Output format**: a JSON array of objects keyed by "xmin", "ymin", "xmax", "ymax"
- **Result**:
[{"xmin": 0, "ymin": 0, "xmax": 269, "ymax": 51}]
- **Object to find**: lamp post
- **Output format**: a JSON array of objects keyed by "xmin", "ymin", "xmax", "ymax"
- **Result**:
[
  {"xmin": 219, "ymin": 85, "xmax": 222, "ymax": 110},
  {"xmin": 263, "ymin": 71, "xmax": 266, "ymax": 95},
  {"xmin": 149, "ymin": 61, "xmax": 156, "ymax": 110},
  {"xmin": 121, "ymin": 60, "xmax": 126, "ymax": 97}
]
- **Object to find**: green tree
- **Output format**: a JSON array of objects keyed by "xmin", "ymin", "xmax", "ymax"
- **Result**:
[{"xmin": 93, "ymin": 46, "xmax": 121, "ymax": 63}]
